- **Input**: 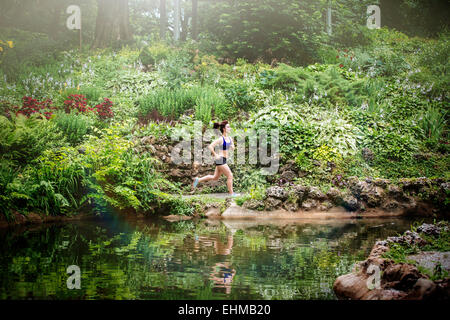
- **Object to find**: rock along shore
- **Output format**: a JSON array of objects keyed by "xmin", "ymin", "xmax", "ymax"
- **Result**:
[{"xmin": 333, "ymin": 222, "xmax": 449, "ymax": 300}]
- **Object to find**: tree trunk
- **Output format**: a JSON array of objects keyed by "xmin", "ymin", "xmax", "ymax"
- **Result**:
[
  {"xmin": 93, "ymin": 0, "xmax": 133, "ymax": 48},
  {"xmin": 180, "ymin": 12, "xmax": 190, "ymax": 41},
  {"xmin": 192, "ymin": 0, "xmax": 198, "ymax": 40},
  {"xmin": 160, "ymin": 0, "xmax": 167, "ymax": 39}
]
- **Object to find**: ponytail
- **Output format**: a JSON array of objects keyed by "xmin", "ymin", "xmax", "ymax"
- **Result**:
[{"xmin": 213, "ymin": 120, "xmax": 229, "ymax": 134}]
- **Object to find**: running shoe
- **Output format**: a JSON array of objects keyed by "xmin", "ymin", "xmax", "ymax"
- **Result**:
[{"xmin": 192, "ymin": 177, "xmax": 199, "ymax": 189}]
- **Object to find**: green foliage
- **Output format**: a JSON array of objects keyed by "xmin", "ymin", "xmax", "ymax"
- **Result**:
[
  {"xmin": 137, "ymin": 85, "xmax": 227, "ymax": 123},
  {"xmin": 79, "ymin": 122, "xmax": 175, "ymax": 213},
  {"xmin": 158, "ymin": 193, "xmax": 196, "ymax": 216},
  {"xmin": 138, "ymin": 88, "xmax": 192, "ymax": 119},
  {"xmin": 0, "ymin": 22, "xmax": 449, "ymax": 219},
  {"xmin": 312, "ymin": 145, "xmax": 343, "ymax": 164},
  {"xmin": 0, "ymin": 113, "xmax": 67, "ymax": 164},
  {"xmin": 233, "ymin": 166, "xmax": 268, "ymax": 193},
  {"xmin": 223, "ymin": 81, "xmax": 256, "ymax": 112},
  {"xmin": 138, "ymin": 42, "xmax": 171, "ymax": 66},
  {"xmin": 26, "ymin": 146, "xmax": 88, "ymax": 215},
  {"xmin": 192, "ymin": 86, "xmax": 228, "ymax": 123},
  {"xmin": 105, "ymin": 70, "xmax": 160, "ymax": 99},
  {"xmin": 235, "ymin": 184, "xmax": 265, "ymax": 207},
  {"xmin": 362, "ymin": 126, "xmax": 419, "ymax": 162},
  {"xmin": 259, "ymin": 64, "xmax": 310, "ymax": 91},
  {"xmin": 52, "ymin": 110, "xmax": 94, "ymax": 146},
  {"xmin": 202, "ymin": 0, "xmax": 334, "ymax": 64},
  {"xmin": 0, "ymin": 159, "xmax": 19, "ymax": 220},
  {"xmin": 248, "ymin": 100, "xmax": 302, "ymax": 130},
  {"xmin": 157, "ymin": 48, "xmax": 194, "ymax": 89},
  {"xmin": 280, "ymin": 122, "xmax": 317, "ymax": 160},
  {"xmin": 78, "ymin": 86, "xmax": 108, "ymax": 105},
  {"xmin": 418, "ymin": 106, "xmax": 448, "ymax": 150}
]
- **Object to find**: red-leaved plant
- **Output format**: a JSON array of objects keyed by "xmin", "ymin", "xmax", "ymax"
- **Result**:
[
  {"xmin": 95, "ymin": 98, "xmax": 114, "ymax": 120},
  {"xmin": 12, "ymin": 96, "xmax": 58, "ymax": 120},
  {"xmin": 63, "ymin": 94, "xmax": 94, "ymax": 114}
]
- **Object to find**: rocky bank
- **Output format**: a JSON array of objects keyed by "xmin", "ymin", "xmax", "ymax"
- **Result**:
[{"xmin": 333, "ymin": 222, "xmax": 450, "ymax": 300}]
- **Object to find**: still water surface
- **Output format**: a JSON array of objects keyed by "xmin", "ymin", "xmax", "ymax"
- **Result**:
[{"xmin": 0, "ymin": 213, "xmax": 420, "ymax": 299}]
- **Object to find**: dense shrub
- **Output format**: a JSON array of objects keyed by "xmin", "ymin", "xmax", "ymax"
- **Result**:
[
  {"xmin": 362, "ymin": 126, "xmax": 419, "ymax": 162},
  {"xmin": 0, "ymin": 113, "xmax": 67, "ymax": 164},
  {"xmin": 26, "ymin": 147, "xmax": 88, "ymax": 215},
  {"xmin": 138, "ymin": 42, "xmax": 171, "ymax": 66},
  {"xmin": 53, "ymin": 110, "xmax": 94, "ymax": 147}
]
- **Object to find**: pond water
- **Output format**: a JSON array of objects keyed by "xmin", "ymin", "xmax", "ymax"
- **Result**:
[{"xmin": 0, "ymin": 212, "xmax": 422, "ymax": 300}]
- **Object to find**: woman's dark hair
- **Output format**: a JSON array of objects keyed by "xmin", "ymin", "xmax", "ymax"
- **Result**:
[{"xmin": 213, "ymin": 120, "xmax": 228, "ymax": 134}]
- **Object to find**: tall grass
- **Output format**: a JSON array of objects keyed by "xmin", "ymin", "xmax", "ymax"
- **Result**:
[
  {"xmin": 53, "ymin": 110, "xmax": 93, "ymax": 146},
  {"xmin": 419, "ymin": 106, "xmax": 447, "ymax": 148},
  {"xmin": 137, "ymin": 85, "xmax": 228, "ymax": 123}
]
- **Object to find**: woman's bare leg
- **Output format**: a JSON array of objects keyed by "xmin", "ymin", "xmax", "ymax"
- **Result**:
[
  {"xmin": 197, "ymin": 166, "xmax": 220, "ymax": 183},
  {"xmin": 220, "ymin": 164, "xmax": 234, "ymax": 194}
]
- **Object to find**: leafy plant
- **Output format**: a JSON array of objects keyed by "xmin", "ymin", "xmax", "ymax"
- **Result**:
[
  {"xmin": 52, "ymin": 110, "xmax": 94, "ymax": 146},
  {"xmin": 63, "ymin": 94, "xmax": 93, "ymax": 114},
  {"xmin": 418, "ymin": 106, "xmax": 447, "ymax": 150},
  {"xmin": 0, "ymin": 113, "xmax": 67, "ymax": 164},
  {"xmin": 95, "ymin": 98, "xmax": 114, "ymax": 121}
]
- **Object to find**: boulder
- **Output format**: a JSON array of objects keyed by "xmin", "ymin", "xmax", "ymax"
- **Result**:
[
  {"xmin": 382, "ymin": 263, "xmax": 422, "ymax": 290},
  {"xmin": 334, "ymin": 223, "xmax": 450, "ymax": 300},
  {"xmin": 283, "ymin": 201, "xmax": 300, "ymax": 212},
  {"xmin": 386, "ymin": 230, "xmax": 427, "ymax": 247},
  {"xmin": 440, "ymin": 182, "xmax": 450, "ymax": 192},
  {"xmin": 280, "ymin": 170, "xmax": 297, "ymax": 181},
  {"xmin": 416, "ymin": 223, "xmax": 446, "ymax": 236},
  {"xmin": 409, "ymin": 278, "xmax": 438, "ymax": 300},
  {"xmin": 279, "ymin": 160, "xmax": 297, "ymax": 173},
  {"xmin": 326, "ymin": 187, "xmax": 343, "ymax": 204},
  {"xmin": 243, "ymin": 199, "xmax": 265, "ymax": 211},
  {"xmin": 301, "ymin": 199, "xmax": 318, "ymax": 211},
  {"xmin": 266, "ymin": 186, "xmax": 288, "ymax": 200},
  {"xmin": 351, "ymin": 180, "xmax": 385, "ymax": 207},
  {"xmin": 342, "ymin": 195, "xmax": 359, "ymax": 211},
  {"xmin": 333, "ymin": 273, "xmax": 370, "ymax": 300},
  {"xmin": 264, "ymin": 197, "xmax": 282, "ymax": 210},
  {"xmin": 387, "ymin": 185, "xmax": 403, "ymax": 199},
  {"xmin": 381, "ymin": 200, "xmax": 400, "ymax": 211},
  {"xmin": 317, "ymin": 201, "xmax": 333, "ymax": 211},
  {"xmin": 308, "ymin": 187, "xmax": 327, "ymax": 201},
  {"xmin": 399, "ymin": 177, "xmax": 429, "ymax": 194},
  {"xmin": 366, "ymin": 186, "xmax": 385, "ymax": 207},
  {"xmin": 373, "ymin": 178, "xmax": 390, "ymax": 188},
  {"xmin": 289, "ymin": 185, "xmax": 309, "ymax": 202}
]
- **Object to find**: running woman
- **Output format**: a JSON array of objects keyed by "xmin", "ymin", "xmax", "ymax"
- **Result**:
[{"xmin": 192, "ymin": 120, "xmax": 238, "ymax": 197}]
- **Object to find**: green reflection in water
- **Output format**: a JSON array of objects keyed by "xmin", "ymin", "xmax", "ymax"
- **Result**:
[{"xmin": 0, "ymin": 215, "xmax": 420, "ymax": 300}]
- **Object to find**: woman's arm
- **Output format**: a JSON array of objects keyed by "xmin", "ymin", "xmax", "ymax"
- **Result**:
[
  {"xmin": 230, "ymin": 137, "xmax": 235, "ymax": 151},
  {"xmin": 208, "ymin": 137, "xmax": 221, "ymax": 158}
]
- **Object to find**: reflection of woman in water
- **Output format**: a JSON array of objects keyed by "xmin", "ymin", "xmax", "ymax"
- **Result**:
[
  {"xmin": 210, "ymin": 262, "xmax": 236, "ymax": 295},
  {"xmin": 208, "ymin": 234, "xmax": 236, "ymax": 295}
]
